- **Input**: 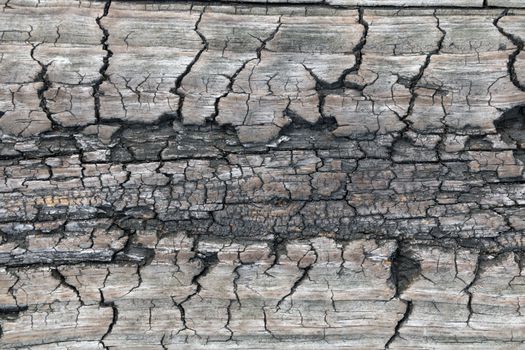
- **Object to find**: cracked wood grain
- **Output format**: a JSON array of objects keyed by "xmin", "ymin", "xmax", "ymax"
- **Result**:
[{"xmin": 0, "ymin": 0, "xmax": 525, "ymax": 349}]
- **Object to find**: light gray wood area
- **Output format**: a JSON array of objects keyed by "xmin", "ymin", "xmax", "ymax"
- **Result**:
[
  {"xmin": 2, "ymin": 236, "xmax": 525, "ymax": 349},
  {"xmin": 489, "ymin": 0, "xmax": 525, "ymax": 7},
  {"xmin": 0, "ymin": 1, "xmax": 524, "ymax": 349},
  {"xmin": 328, "ymin": 0, "xmax": 483, "ymax": 6}
]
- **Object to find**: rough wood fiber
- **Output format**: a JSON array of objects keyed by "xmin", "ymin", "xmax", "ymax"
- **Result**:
[
  {"xmin": 0, "ymin": 1, "xmax": 525, "ymax": 349},
  {"xmin": 489, "ymin": 1, "xmax": 525, "ymax": 8}
]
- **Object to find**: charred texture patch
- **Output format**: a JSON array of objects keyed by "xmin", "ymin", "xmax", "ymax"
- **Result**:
[
  {"xmin": 389, "ymin": 246, "xmax": 422, "ymax": 298},
  {"xmin": 495, "ymin": 104, "xmax": 525, "ymax": 165}
]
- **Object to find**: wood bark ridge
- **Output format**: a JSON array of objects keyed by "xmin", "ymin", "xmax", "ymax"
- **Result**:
[{"xmin": 0, "ymin": 0, "xmax": 525, "ymax": 349}]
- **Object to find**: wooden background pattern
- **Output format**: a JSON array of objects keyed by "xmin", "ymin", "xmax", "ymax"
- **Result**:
[{"xmin": 0, "ymin": 0, "xmax": 525, "ymax": 349}]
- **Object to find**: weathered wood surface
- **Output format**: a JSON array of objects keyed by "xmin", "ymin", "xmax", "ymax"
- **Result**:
[{"xmin": 0, "ymin": 0, "xmax": 525, "ymax": 349}]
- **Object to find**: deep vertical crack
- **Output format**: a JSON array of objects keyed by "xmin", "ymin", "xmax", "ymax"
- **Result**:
[
  {"xmin": 342, "ymin": 7, "xmax": 369, "ymax": 86},
  {"xmin": 302, "ymin": 8, "xmax": 368, "ymax": 127},
  {"xmin": 211, "ymin": 16, "xmax": 282, "ymax": 123},
  {"xmin": 100, "ymin": 302, "xmax": 118, "ymax": 350},
  {"xmin": 172, "ymin": 8, "xmax": 209, "ymax": 122},
  {"xmin": 276, "ymin": 244, "xmax": 318, "ymax": 311},
  {"xmin": 51, "ymin": 268, "xmax": 84, "ymax": 306},
  {"xmin": 302, "ymin": 7, "xmax": 368, "ymax": 90},
  {"xmin": 98, "ymin": 269, "xmax": 117, "ymax": 350},
  {"xmin": 51, "ymin": 268, "xmax": 85, "ymax": 324},
  {"xmin": 30, "ymin": 43, "xmax": 57, "ymax": 130},
  {"xmin": 262, "ymin": 306, "xmax": 279, "ymax": 340},
  {"xmin": 398, "ymin": 10, "xmax": 446, "ymax": 134},
  {"xmin": 122, "ymin": 263, "xmax": 143, "ymax": 297},
  {"xmin": 385, "ymin": 243, "xmax": 419, "ymax": 349},
  {"xmin": 224, "ymin": 299, "xmax": 234, "ymax": 341},
  {"xmin": 172, "ymin": 297, "xmax": 194, "ymax": 335},
  {"xmin": 172, "ymin": 251, "xmax": 219, "ymax": 336},
  {"xmin": 463, "ymin": 255, "xmax": 482, "ymax": 327},
  {"xmin": 93, "ymin": 0, "xmax": 113, "ymax": 123},
  {"xmin": 385, "ymin": 300, "xmax": 413, "ymax": 349},
  {"xmin": 160, "ymin": 334, "xmax": 168, "ymax": 349},
  {"xmin": 494, "ymin": 10, "xmax": 525, "ymax": 92}
]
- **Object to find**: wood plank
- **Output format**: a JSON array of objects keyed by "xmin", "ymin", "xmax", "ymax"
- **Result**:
[{"xmin": 0, "ymin": 1, "xmax": 524, "ymax": 349}]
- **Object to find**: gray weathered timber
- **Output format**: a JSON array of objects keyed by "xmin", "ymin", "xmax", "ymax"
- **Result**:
[{"xmin": 0, "ymin": 0, "xmax": 525, "ymax": 349}]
